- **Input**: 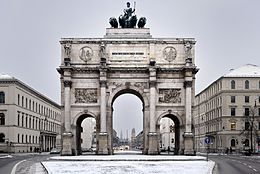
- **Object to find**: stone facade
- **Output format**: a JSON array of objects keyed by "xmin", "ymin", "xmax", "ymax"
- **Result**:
[
  {"xmin": 194, "ymin": 64, "xmax": 260, "ymax": 153},
  {"xmin": 57, "ymin": 28, "xmax": 198, "ymax": 155},
  {"xmin": 0, "ymin": 74, "xmax": 61, "ymax": 153}
]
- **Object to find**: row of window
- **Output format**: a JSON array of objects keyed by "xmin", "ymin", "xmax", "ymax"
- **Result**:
[
  {"xmin": 17, "ymin": 94, "xmax": 60, "ymax": 121},
  {"xmin": 230, "ymin": 107, "xmax": 260, "ymax": 116},
  {"xmin": 231, "ymin": 96, "xmax": 260, "ymax": 103},
  {"xmin": 230, "ymin": 122, "xmax": 260, "ymax": 131},
  {"xmin": 231, "ymin": 80, "xmax": 260, "ymax": 89},
  {"xmin": 17, "ymin": 134, "xmax": 39, "ymax": 144},
  {"xmin": 17, "ymin": 112, "xmax": 60, "ymax": 133}
]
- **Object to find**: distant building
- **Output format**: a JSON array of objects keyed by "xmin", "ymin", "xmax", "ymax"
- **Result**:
[
  {"xmin": 194, "ymin": 64, "xmax": 260, "ymax": 153},
  {"xmin": 0, "ymin": 73, "xmax": 61, "ymax": 153},
  {"xmin": 160, "ymin": 118, "xmax": 175, "ymax": 151},
  {"xmin": 81, "ymin": 117, "xmax": 96, "ymax": 150},
  {"xmin": 130, "ymin": 128, "xmax": 136, "ymax": 148}
]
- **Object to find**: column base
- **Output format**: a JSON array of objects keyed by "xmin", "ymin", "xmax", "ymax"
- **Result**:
[
  {"xmin": 97, "ymin": 132, "xmax": 109, "ymax": 155},
  {"xmin": 148, "ymin": 132, "xmax": 159, "ymax": 155},
  {"xmin": 61, "ymin": 132, "xmax": 73, "ymax": 156},
  {"xmin": 184, "ymin": 132, "xmax": 195, "ymax": 156}
]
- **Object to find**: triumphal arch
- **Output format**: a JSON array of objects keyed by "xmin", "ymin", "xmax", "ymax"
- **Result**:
[{"xmin": 57, "ymin": 3, "xmax": 198, "ymax": 156}]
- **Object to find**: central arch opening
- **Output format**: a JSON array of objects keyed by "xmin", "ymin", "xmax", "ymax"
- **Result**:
[
  {"xmin": 111, "ymin": 90, "xmax": 144, "ymax": 154},
  {"xmin": 158, "ymin": 114, "xmax": 180, "ymax": 155},
  {"xmin": 76, "ymin": 114, "xmax": 96, "ymax": 155}
]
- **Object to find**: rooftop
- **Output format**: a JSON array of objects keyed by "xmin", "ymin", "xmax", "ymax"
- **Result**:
[
  {"xmin": 0, "ymin": 73, "xmax": 15, "ymax": 80},
  {"xmin": 224, "ymin": 64, "xmax": 260, "ymax": 77}
]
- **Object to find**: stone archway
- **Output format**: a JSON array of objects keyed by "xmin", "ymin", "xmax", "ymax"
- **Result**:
[
  {"xmin": 108, "ymin": 87, "xmax": 147, "ymax": 154},
  {"xmin": 75, "ymin": 114, "xmax": 97, "ymax": 155},
  {"xmin": 58, "ymin": 28, "xmax": 198, "ymax": 156},
  {"xmin": 157, "ymin": 114, "xmax": 181, "ymax": 155}
]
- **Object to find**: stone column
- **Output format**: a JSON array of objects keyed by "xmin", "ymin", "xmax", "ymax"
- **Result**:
[
  {"xmin": 183, "ymin": 70, "xmax": 195, "ymax": 155},
  {"xmin": 148, "ymin": 67, "xmax": 159, "ymax": 154},
  {"xmin": 98, "ymin": 69, "xmax": 108, "ymax": 154},
  {"xmin": 100, "ymin": 81, "xmax": 107, "ymax": 133},
  {"xmin": 61, "ymin": 80, "xmax": 73, "ymax": 155}
]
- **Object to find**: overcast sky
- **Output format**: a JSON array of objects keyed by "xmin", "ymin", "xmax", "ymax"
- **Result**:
[{"xmin": 1, "ymin": 0, "xmax": 260, "ymax": 138}]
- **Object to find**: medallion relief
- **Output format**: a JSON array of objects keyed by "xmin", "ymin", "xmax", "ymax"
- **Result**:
[
  {"xmin": 74, "ymin": 88, "xmax": 97, "ymax": 103},
  {"xmin": 163, "ymin": 46, "xmax": 177, "ymax": 62},
  {"xmin": 79, "ymin": 46, "xmax": 93, "ymax": 62},
  {"xmin": 159, "ymin": 88, "xmax": 181, "ymax": 103}
]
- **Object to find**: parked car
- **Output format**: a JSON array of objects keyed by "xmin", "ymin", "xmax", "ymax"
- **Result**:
[{"xmin": 50, "ymin": 148, "xmax": 61, "ymax": 154}]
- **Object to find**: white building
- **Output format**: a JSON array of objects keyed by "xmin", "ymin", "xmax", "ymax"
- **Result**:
[
  {"xmin": 81, "ymin": 117, "xmax": 96, "ymax": 150},
  {"xmin": 0, "ymin": 73, "xmax": 61, "ymax": 153},
  {"xmin": 194, "ymin": 64, "xmax": 260, "ymax": 153},
  {"xmin": 160, "ymin": 118, "xmax": 175, "ymax": 151}
]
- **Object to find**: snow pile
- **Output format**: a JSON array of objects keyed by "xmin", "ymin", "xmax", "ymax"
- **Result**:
[
  {"xmin": 50, "ymin": 154, "xmax": 206, "ymax": 161},
  {"xmin": 42, "ymin": 160, "xmax": 215, "ymax": 174}
]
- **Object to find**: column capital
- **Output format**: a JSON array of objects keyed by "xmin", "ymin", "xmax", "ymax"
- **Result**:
[
  {"xmin": 64, "ymin": 80, "xmax": 72, "ymax": 88},
  {"xmin": 149, "ymin": 81, "xmax": 157, "ymax": 88},
  {"xmin": 184, "ymin": 81, "xmax": 192, "ymax": 88},
  {"xmin": 100, "ymin": 80, "xmax": 107, "ymax": 88}
]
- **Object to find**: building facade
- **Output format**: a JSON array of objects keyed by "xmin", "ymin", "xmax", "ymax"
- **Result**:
[
  {"xmin": 0, "ymin": 74, "xmax": 61, "ymax": 153},
  {"xmin": 160, "ymin": 118, "xmax": 175, "ymax": 152},
  {"xmin": 194, "ymin": 64, "xmax": 260, "ymax": 153}
]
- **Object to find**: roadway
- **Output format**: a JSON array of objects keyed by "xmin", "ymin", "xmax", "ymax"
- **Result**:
[
  {"xmin": 0, "ymin": 153, "xmax": 52, "ymax": 174},
  {"xmin": 209, "ymin": 154, "xmax": 260, "ymax": 174}
]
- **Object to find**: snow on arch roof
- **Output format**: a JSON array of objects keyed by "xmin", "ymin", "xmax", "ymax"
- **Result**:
[
  {"xmin": 224, "ymin": 64, "xmax": 260, "ymax": 77},
  {"xmin": 0, "ymin": 73, "xmax": 15, "ymax": 80}
]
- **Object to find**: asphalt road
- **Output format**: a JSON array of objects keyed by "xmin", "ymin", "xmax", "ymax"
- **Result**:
[
  {"xmin": 0, "ymin": 153, "xmax": 51, "ymax": 174},
  {"xmin": 209, "ymin": 154, "xmax": 260, "ymax": 174}
]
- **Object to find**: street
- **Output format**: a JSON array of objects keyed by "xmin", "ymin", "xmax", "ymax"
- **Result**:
[
  {"xmin": 0, "ymin": 153, "xmax": 52, "ymax": 174},
  {"xmin": 209, "ymin": 154, "xmax": 260, "ymax": 174}
]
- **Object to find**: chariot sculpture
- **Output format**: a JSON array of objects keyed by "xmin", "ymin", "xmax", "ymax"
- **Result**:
[{"xmin": 109, "ymin": 2, "xmax": 146, "ymax": 28}]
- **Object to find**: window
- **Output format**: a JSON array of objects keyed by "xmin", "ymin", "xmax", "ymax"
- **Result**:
[
  {"xmin": 0, "ymin": 92, "xmax": 5, "ymax": 104},
  {"xmin": 231, "ymin": 123, "xmax": 236, "ymax": 130},
  {"xmin": 0, "ymin": 133, "xmax": 5, "ymax": 143},
  {"xmin": 231, "ymin": 96, "xmax": 236, "ymax": 103},
  {"xmin": 244, "ymin": 139, "xmax": 249, "ymax": 146},
  {"xmin": 245, "ymin": 122, "xmax": 250, "ymax": 130},
  {"xmin": 231, "ymin": 139, "xmax": 236, "ymax": 147},
  {"xmin": 231, "ymin": 80, "xmax": 236, "ymax": 89},
  {"xmin": 18, "ymin": 134, "xmax": 20, "ymax": 143},
  {"xmin": 259, "ymin": 96, "xmax": 260, "ymax": 103},
  {"xmin": 245, "ymin": 108, "xmax": 250, "ymax": 116},
  {"xmin": 231, "ymin": 108, "xmax": 236, "ymax": 116},
  {"xmin": 18, "ymin": 94, "xmax": 20, "ymax": 105},
  {"xmin": 245, "ymin": 80, "xmax": 249, "ymax": 89},
  {"xmin": 0, "ymin": 113, "xmax": 5, "ymax": 125},
  {"xmin": 17, "ymin": 113, "xmax": 20, "ymax": 126},
  {"xmin": 22, "ymin": 96, "xmax": 24, "ymax": 107},
  {"xmin": 245, "ymin": 96, "xmax": 249, "ymax": 103},
  {"xmin": 22, "ymin": 134, "xmax": 24, "ymax": 143},
  {"xmin": 22, "ymin": 114, "xmax": 24, "ymax": 127},
  {"xmin": 25, "ymin": 98, "xmax": 28, "ymax": 108}
]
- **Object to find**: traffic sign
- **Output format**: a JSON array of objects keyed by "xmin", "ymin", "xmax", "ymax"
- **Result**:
[{"xmin": 205, "ymin": 137, "xmax": 210, "ymax": 144}]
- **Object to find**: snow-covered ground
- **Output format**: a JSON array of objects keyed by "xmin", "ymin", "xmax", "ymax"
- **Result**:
[
  {"xmin": 50, "ymin": 153, "xmax": 206, "ymax": 161},
  {"xmin": 42, "ymin": 160, "xmax": 215, "ymax": 174},
  {"xmin": 44, "ymin": 153, "xmax": 214, "ymax": 174}
]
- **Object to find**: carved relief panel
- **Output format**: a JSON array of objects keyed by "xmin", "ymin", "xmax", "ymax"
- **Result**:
[
  {"xmin": 74, "ymin": 88, "xmax": 97, "ymax": 103},
  {"xmin": 158, "ymin": 88, "xmax": 181, "ymax": 103}
]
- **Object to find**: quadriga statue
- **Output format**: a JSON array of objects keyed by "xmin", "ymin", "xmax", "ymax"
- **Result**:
[{"xmin": 109, "ymin": 2, "xmax": 146, "ymax": 28}]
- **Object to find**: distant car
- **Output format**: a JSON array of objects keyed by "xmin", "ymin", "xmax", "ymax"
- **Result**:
[{"xmin": 50, "ymin": 148, "xmax": 60, "ymax": 154}]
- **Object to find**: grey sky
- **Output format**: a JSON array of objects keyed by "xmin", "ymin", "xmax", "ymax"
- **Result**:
[{"xmin": 1, "ymin": 0, "xmax": 260, "ymax": 137}]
